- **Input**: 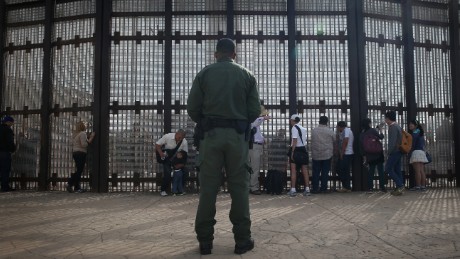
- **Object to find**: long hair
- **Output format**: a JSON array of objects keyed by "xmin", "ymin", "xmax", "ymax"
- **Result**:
[
  {"xmin": 75, "ymin": 121, "xmax": 86, "ymax": 133},
  {"xmin": 361, "ymin": 118, "xmax": 372, "ymax": 131},
  {"xmin": 408, "ymin": 119, "xmax": 424, "ymax": 136}
]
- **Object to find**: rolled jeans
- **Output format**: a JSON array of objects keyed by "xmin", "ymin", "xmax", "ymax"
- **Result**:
[
  {"xmin": 312, "ymin": 158, "xmax": 331, "ymax": 192},
  {"xmin": 172, "ymin": 169, "xmax": 183, "ymax": 193},
  {"xmin": 337, "ymin": 154, "xmax": 353, "ymax": 190},
  {"xmin": 385, "ymin": 151, "xmax": 403, "ymax": 188}
]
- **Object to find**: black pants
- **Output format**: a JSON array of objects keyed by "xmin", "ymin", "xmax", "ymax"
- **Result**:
[
  {"xmin": 161, "ymin": 162, "xmax": 172, "ymax": 192},
  {"xmin": 0, "ymin": 151, "xmax": 12, "ymax": 191},
  {"xmin": 68, "ymin": 151, "xmax": 87, "ymax": 190}
]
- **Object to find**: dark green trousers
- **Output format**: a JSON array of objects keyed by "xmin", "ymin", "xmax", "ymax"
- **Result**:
[{"xmin": 195, "ymin": 127, "xmax": 252, "ymax": 245}]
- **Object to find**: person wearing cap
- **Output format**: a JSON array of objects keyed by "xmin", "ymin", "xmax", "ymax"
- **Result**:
[
  {"xmin": 336, "ymin": 121, "xmax": 354, "ymax": 192},
  {"xmin": 287, "ymin": 114, "xmax": 311, "ymax": 197},
  {"xmin": 310, "ymin": 116, "xmax": 335, "ymax": 193},
  {"xmin": 187, "ymin": 38, "xmax": 260, "ymax": 255},
  {"xmin": 248, "ymin": 105, "xmax": 269, "ymax": 195},
  {"xmin": 0, "ymin": 116, "xmax": 16, "ymax": 192}
]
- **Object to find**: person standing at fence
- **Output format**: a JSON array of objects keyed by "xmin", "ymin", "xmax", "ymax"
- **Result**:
[
  {"xmin": 268, "ymin": 129, "xmax": 288, "ymax": 170},
  {"xmin": 287, "ymin": 114, "xmax": 311, "ymax": 197},
  {"xmin": 336, "ymin": 121, "xmax": 354, "ymax": 192},
  {"xmin": 67, "ymin": 121, "xmax": 95, "ymax": 193},
  {"xmin": 248, "ymin": 105, "xmax": 269, "ymax": 195},
  {"xmin": 187, "ymin": 38, "xmax": 260, "ymax": 255},
  {"xmin": 408, "ymin": 120, "xmax": 428, "ymax": 192},
  {"xmin": 155, "ymin": 129, "xmax": 188, "ymax": 197},
  {"xmin": 360, "ymin": 118, "xmax": 386, "ymax": 193},
  {"xmin": 384, "ymin": 111, "xmax": 405, "ymax": 196},
  {"xmin": 0, "ymin": 116, "xmax": 16, "ymax": 192},
  {"xmin": 310, "ymin": 116, "xmax": 335, "ymax": 194}
]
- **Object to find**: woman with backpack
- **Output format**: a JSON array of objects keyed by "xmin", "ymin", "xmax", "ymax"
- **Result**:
[
  {"xmin": 408, "ymin": 120, "xmax": 428, "ymax": 191},
  {"xmin": 360, "ymin": 118, "xmax": 386, "ymax": 193}
]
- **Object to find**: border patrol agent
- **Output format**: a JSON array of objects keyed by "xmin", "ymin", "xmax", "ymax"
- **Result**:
[{"xmin": 187, "ymin": 38, "xmax": 261, "ymax": 255}]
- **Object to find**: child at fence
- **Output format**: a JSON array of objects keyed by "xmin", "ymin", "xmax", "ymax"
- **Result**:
[{"xmin": 171, "ymin": 150, "xmax": 187, "ymax": 195}]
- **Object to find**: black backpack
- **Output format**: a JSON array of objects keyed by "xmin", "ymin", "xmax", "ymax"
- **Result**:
[{"xmin": 265, "ymin": 170, "xmax": 284, "ymax": 195}]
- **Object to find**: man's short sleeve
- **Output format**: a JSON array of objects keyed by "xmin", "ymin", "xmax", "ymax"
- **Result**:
[
  {"xmin": 344, "ymin": 128, "xmax": 351, "ymax": 138},
  {"xmin": 156, "ymin": 134, "xmax": 167, "ymax": 146},
  {"xmin": 180, "ymin": 139, "xmax": 189, "ymax": 153}
]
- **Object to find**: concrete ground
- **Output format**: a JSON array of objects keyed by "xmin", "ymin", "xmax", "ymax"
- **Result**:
[{"xmin": 1, "ymin": 188, "xmax": 459, "ymax": 259}]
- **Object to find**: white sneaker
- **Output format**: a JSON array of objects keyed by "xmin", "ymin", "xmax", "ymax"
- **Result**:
[
  {"xmin": 160, "ymin": 191, "xmax": 168, "ymax": 197},
  {"xmin": 303, "ymin": 188, "xmax": 311, "ymax": 196},
  {"xmin": 287, "ymin": 190, "xmax": 297, "ymax": 197}
]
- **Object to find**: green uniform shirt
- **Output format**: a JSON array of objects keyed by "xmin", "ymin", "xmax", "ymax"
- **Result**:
[{"xmin": 187, "ymin": 57, "xmax": 261, "ymax": 123}]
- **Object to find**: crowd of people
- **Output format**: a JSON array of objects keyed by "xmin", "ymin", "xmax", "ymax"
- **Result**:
[{"xmin": 0, "ymin": 38, "xmax": 432, "ymax": 256}]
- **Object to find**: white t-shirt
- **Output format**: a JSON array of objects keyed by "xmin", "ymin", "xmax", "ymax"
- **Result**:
[
  {"xmin": 342, "ymin": 127, "xmax": 354, "ymax": 155},
  {"xmin": 291, "ymin": 124, "xmax": 307, "ymax": 147},
  {"xmin": 156, "ymin": 133, "xmax": 189, "ymax": 153},
  {"xmin": 251, "ymin": 116, "xmax": 267, "ymax": 143}
]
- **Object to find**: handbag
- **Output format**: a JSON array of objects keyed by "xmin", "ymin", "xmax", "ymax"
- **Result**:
[{"xmin": 424, "ymin": 151, "xmax": 432, "ymax": 164}]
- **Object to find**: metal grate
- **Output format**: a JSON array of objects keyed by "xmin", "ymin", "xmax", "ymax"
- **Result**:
[{"xmin": 2, "ymin": 0, "xmax": 458, "ymax": 191}]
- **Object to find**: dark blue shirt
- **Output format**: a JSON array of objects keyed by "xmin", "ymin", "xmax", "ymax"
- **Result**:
[{"xmin": 411, "ymin": 132, "xmax": 425, "ymax": 151}]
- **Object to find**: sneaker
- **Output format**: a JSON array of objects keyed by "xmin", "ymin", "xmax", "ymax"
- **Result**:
[
  {"xmin": 337, "ymin": 188, "xmax": 352, "ymax": 193},
  {"xmin": 420, "ymin": 187, "xmax": 427, "ymax": 192},
  {"xmin": 75, "ymin": 189, "xmax": 86, "ymax": 193},
  {"xmin": 160, "ymin": 191, "xmax": 168, "ymax": 197},
  {"xmin": 391, "ymin": 186, "xmax": 404, "ymax": 196},
  {"xmin": 177, "ymin": 192, "xmax": 185, "ymax": 196},
  {"xmin": 366, "ymin": 189, "xmax": 374, "ymax": 194},
  {"xmin": 287, "ymin": 190, "xmax": 297, "ymax": 197},
  {"xmin": 409, "ymin": 186, "xmax": 421, "ymax": 191},
  {"xmin": 250, "ymin": 190, "xmax": 262, "ymax": 195},
  {"xmin": 303, "ymin": 188, "xmax": 311, "ymax": 196},
  {"xmin": 234, "ymin": 238, "xmax": 254, "ymax": 255},
  {"xmin": 66, "ymin": 184, "xmax": 74, "ymax": 193}
]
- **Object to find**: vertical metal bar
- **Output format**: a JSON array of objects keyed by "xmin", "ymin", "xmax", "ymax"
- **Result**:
[
  {"xmin": 0, "ymin": 0, "xmax": 5, "ymax": 107},
  {"xmin": 347, "ymin": 0, "xmax": 366, "ymax": 191},
  {"xmin": 164, "ymin": 0, "xmax": 172, "ymax": 134},
  {"xmin": 402, "ymin": 0, "xmax": 417, "ymax": 121},
  {"xmin": 39, "ymin": 0, "xmax": 54, "ymax": 191},
  {"xmin": 227, "ymin": 0, "xmax": 234, "ymax": 38},
  {"xmin": 94, "ymin": 0, "xmax": 112, "ymax": 192},
  {"xmin": 287, "ymin": 0, "xmax": 296, "ymax": 115},
  {"xmin": 449, "ymin": 0, "xmax": 460, "ymax": 187}
]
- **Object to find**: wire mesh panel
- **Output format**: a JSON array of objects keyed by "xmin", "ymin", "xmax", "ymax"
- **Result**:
[
  {"xmin": 50, "ymin": 113, "xmax": 94, "ymax": 191},
  {"xmin": 109, "ymin": 111, "xmax": 162, "ymax": 192},
  {"xmin": 2, "ymin": 0, "xmax": 459, "ymax": 192},
  {"xmin": 412, "ymin": 2, "xmax": 454, "ymax": 185},
  {"xmin": 173, "ymin": 0, "xmax": 226, "ymax": 12},
  {"xmin": 110, "ymin": 41, "xmax": 165, "ymax": 105},
  {"xmin": 3, "ymin": 4, "xmax": 44, "ymax": 190},
  {"xmin": 48, "ymin": 0, "xmax": 96, "ymax": 191},
  {"xmin": 364, "ymin": 0, "xmax": 406, "ymax": 189},
  {"xmin": 10, "ymin": 114, "xmax": 40, "ymax": 190},
  {"xmin": 3, "ymin": 49, "xmax": 44, "ymax": 110},
  {"xmin": 109, "ymin": 7, "xmax": 166, "ymax": 191}
]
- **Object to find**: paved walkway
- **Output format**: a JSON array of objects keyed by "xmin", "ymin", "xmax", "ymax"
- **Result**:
[{"xmin": 1, "ymin": 188, "xmax": 459, "ymax": 259}]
